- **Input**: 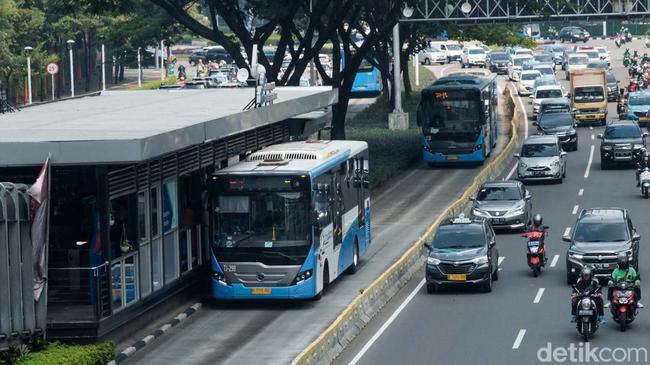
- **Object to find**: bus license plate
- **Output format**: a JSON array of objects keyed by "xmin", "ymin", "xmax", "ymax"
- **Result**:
[
  {"xmin": 447, "ymin": 155, "xmax": 459, "ymax": 161},
  {"xmin": 251, "ymin": 288, "xmax": 271, "ymax": 295},
  {"xmin": 447, "ymin": 274, "xmax": 466, "ymax": 281}
]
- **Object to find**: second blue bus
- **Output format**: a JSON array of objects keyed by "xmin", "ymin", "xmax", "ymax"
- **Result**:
[
  {"xmin": 417, "ymin": 73, "xmax": 499, "ymax": 164},
  {"xmin": 211, "ymin": 140, "xmax": 371, "ymax": 300}
]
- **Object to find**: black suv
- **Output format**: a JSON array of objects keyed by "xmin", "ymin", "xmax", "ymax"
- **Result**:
[
  {"xmin": 534, "ymin": 111, "xmax": 578, "ymax": 151},
  {"xmin": 564, "ymin": 208, "xmax": 640, "ymax": 284},
  {"xmin": 487, "ymin": 52, "xmax": 510, "ymax": 74},
  {"xmin": 598, "ymin": 120, "xmax": 647, "ymax": 169},
  {"xmin": 559, "ymin": 26, "xmax": 590, "ymax": 43},
  {"xmin": 424, "ymin": 215, "xmax": 499, "ymax": 293}
]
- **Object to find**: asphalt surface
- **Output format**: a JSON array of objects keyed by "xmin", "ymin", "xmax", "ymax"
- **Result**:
[
  {"xmin": 335, "ymin": 39, "xmax": 650, "ymax": 365},
  {"xmin": 124, "ymin": 64, "xmax": 512, "ymax": 365}
]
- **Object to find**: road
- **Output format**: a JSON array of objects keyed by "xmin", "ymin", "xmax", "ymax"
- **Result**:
[
  {"xmin": 335, "ymin": 39, "xmax": 650, "ymax": 365},
  {"xmin": 125, "ymin": 64, "xmax": 512, "ymax": 365}
]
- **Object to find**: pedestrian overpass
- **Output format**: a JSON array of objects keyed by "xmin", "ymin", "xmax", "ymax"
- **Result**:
[{"xmin": 407, "ymin": 0, "xmax": 650, "ymax": 23}]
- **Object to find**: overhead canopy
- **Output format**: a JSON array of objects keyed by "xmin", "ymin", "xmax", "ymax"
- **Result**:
[{"xmin": 0, "ymin": 87, "xmax": 337, "ymax": 166}]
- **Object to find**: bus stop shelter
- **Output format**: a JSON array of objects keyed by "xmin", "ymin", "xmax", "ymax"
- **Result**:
[{"xmin": 0, "ymin": 86, "xmax": 337, "ymax": 340}]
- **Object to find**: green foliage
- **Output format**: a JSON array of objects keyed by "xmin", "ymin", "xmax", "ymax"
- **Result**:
[
  {"xmin": 453, "ymin": 24, "xmax": 539, "ymax": 48},
  {"xmin": 132, "ymin": 76, "xmax": 177, "ymax": 90},
  {"xmin": 16, "ymin": 342, "xmax": 114, "ymax": 365}
]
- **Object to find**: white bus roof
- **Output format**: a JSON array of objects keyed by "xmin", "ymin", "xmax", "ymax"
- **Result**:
[{"xmin": 216, "ymin": 140, "xmax": 368, "ymax": 176}]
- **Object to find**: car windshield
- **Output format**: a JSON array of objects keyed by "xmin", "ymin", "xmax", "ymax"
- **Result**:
[
  {"xmin": 491, "ymin": 53, "xmax": 509, "ymax": 60},
  {"xmin": 513, "ymin": 57, "xmax": 532, "ymax": 66},
  {"xmin": 552, "ymin": 46, "xmax": 565, "ymax": 52},
  {"xmin": 536, "ymin": 89, "xmax": 563, "ymax": 98},
  {"xmin": 535, "ymin": 78, "xmax": 558, "ymax": 88},
  {"xmin": 534, "ymin": 54, "xmax": 553, "ymax": 63},
  {"xmin": 431, "ymin": 225, "xmax": 485, "ymax": 249},
  {"xmin": 539, "ymin": 113, "xmax": 573, "ymax": 127},
  {"xmin": 522, "ymin": 72, "xmax": 540, "ymax": 81},
  {"xmin": 469, "ymin": 49, "xmax": 485, "ymax": 54},
  {"xmin": 607, "ymin": 74, "xmax": 617, "ymax": 83},
  {"xmin": 574, "ymin": 86, "xmax": 604, "ymax": 102},
  {"xmin": 569, "ymin": 56, "xmax": 588, "ymax": 65},
  {"xmin": 521, "ymin": 143, "xmax": 558, "ymax": 157},
  {"xmin": 359, "ymin": 58, "xmax": 374, "ymax": 72},
  {"xmin": 535, "ymin": 67, "xmax": 554, "ymax": 75},
  {"xmin": 581, "ymin": 51, "xmax": 599, "ymax": 59},
  {"xmin": 605, "ymin": 125, "xmax": 641, "ymax": 139},
  {"xmin": 628, "ymin": 94, "xmax": 650, "ymax": 105},
  {"xmin": 426, "ymin": 47, "xmax": 441, "ymax": 53},
  {"xmin": 477, "ymin": 186, "xmax": 521, "ymax": 201},
  {"xmin": 446, "ymin": 44, "xmax": 461, "ymax": 50},
  {"xmin": 574, "ymin": 222, "xmax": 629, "ymax": 242}
]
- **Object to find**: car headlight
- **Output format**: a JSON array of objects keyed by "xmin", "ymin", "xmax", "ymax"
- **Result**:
[
  {"xmin": 569, "ymin": 251, "xmax": 584, "ymax": 260},
  {"xmin": 599, "ymin": 107, "xmax": 608, "ymax": 113},
  {"xmin": 472, "ymin": 208, "xmax": 490, "ymax": 217},
  {"xmin": 634, "ymin": 144, "xmax": 645, "ymax": 150},
  {"xmin": 619, "ymin": 249, "xmax": 634, "ymax": 261},
  {"xmin": 518, "ymin": 161, "xmax": 528, "ymax": 169},
  {"xmin": 472, "ymin": 256, "xmax": 489, "ymax": 265},
  {"xmin": 427, "ymin": 257, "xmax": 441, "ymax": 265},
  {"xmin": 602, "ymin": 145, "xmax": 612, "ymax": 151},
  {"xmin": 551, "ymin": 159, "xmax": 560, "ymax": 167}
]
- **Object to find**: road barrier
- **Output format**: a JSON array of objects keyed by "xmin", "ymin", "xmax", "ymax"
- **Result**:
[{"xmin": 291, "ymin": 82, "xmax": 526, "ymax": 365}]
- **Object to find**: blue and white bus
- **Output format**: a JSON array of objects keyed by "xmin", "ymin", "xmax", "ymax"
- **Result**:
[
  {"xmin": 417, "ymin": 72, "xmax": 499, "ymax": 164},
  {"xmin": 342, "ymin": 42, "xmax": 383, "ymax": 95},
  {"xmin": 211, "ymin": 140, "xmax": 371, "ymax": 299}
]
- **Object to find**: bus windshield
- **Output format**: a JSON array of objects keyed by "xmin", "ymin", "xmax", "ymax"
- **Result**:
[
  {"xmin": 359, "ymin": 58, "xmax": 374, "ymax": 72},
  {"xmin": 213, "ymin": 176, "xmax": 311, "ymax": 265},
  {"xmin": 420, "ymin": 90, "xmax": 482, "ymax": 142}
]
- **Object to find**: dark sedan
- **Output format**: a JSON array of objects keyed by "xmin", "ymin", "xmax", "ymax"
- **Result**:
[
  {"xmin": 534, "ymin": 112, "xmax": 578, "ymax": 151},
  {"xmin": 487, "ymin": 52, "xmax": 510, "ymax": 74}
]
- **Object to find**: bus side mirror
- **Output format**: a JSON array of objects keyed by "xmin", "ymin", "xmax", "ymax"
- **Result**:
[{"xmin": 362, "ymin": 170, "xmax": 370, "ymax": 189}]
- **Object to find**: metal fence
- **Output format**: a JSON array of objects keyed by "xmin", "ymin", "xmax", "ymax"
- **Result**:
[
  {"xmin": 48, "ymin": 262, "xmax": 111, "ymax": 323},
  {"xmin": 0, "ymin": 183, "xmax": 46, "ymax": 353}
]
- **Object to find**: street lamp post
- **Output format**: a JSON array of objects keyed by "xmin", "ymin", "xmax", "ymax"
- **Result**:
[
  {"xmin": 137, "ymin": 47, "xmax": 142, "ymax": 87},
  {"xmin": 67, "ymin": 39, "xmax": 75, "ymax": 97},
  {"xmin": 101, "ymin": 44, "xmax": 106, "ymax": 91},
  {"xmin": 388, "ymin": 5, "xmax": 414, "ymax": 130},
  {"xmin": 24, "ymin": 46, "xmax": 33, "ymax": 105},
  {"xmin": 309, "ymin": 0, "xmax": 316, "ymax": 86}
]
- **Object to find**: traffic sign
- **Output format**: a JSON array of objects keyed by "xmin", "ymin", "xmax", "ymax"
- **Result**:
[{"xmin": 46, "ymin": 62, "xmax": 59, "ymax": 76}]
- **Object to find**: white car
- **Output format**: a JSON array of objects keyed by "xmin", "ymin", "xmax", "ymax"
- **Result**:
[
  {"xmin": 595, "ymin": 46, "xmax": 611, "ymax": 63},
  {"xmin": 564, "ymin": 53, "xmax": 588, "ymax": 80},
  {"xmin": 530, "ymin": 85, "xmax": 565, "ymax": 119},
  {"xmin": 533, "ymin": 64, "xmax": 555, "ymax": 77},
  {"xmin": 514, "ymin": 48, "xmax": 534, "ymax": 57},
  {"xmin": 576, "ymin": 49, "xmax": 600, "ymax": 63},
  {"xmin": 515, "ymin": 135, "xmax": 567, "ymax": 183},
  {"xmin": 461, "ymin": 46, "xmax": 487, "ymax": 68},
  {"xmin": 518, "ymin": 70, "xmax": 542, "ymax": 95},
  {"xmin": 430, "ymin": 41, "xmax": 463, "ymax": 63},
  {"xmin": 508, "ymin": 54, "xmax": 534, "ymax": 81},
  {"xmin": 418, "ymin": 47, "xmax": 446, "ymax": 65}
]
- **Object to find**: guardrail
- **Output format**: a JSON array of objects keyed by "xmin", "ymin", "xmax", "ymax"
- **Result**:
[
  {"xmin": 48, "ymin": 262, "xmax": 111, "ymax": 322},
  {"xmin": 291, "ymin": 83, "xmax": 524, "ymax": 365}
]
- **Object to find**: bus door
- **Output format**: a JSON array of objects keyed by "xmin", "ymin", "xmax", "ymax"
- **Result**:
[
  {"xmin": 481, "ymin": 89, "xmax": 492, "ymax": 154},
  {"xmin": 331, "ymin": 172, "xmax": 344, "ymax": 246}
]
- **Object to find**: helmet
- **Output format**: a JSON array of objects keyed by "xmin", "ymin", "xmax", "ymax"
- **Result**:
[
  {"xmin": 581, "ymin": 267, "xmax": 593, "ymax": 282},
  {"xmin": 617, "ymin": 252, "xmax": 629, "ymax": 270},
  {"xmin": 532, "ymin": 214, "xmax": 543, "ymax": 227}
]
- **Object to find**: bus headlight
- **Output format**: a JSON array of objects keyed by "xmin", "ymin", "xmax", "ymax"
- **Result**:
[
  {"xmin": 213, "ymin": 271, "xmax": 228, "ymax": 284},
  {"xmin": 293, "ymin": 269, "xmax": 313, "ymax": 285},
  {"xmin": 473, "ymin": 144, "xmax": 483, "ymax": 152}
]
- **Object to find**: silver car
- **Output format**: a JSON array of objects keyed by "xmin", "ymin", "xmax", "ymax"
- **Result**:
[
  {"xmin": 470, "ymin": 180, "xmax": 532, "ymax": 231},
  {"xmin": 515, "ymin": 135, "xmax": 567, "ymax": 183}
]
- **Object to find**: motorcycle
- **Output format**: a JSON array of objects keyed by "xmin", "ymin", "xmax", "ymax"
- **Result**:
[
  {"xmin": 646, "ymin": 37, "xmax": 650, "ymax": 48},
  {"xmin": 522, "ymin": 229, "xmax": 548, "ymax": 277},
  {"xmin": 573, "ymin": 287, "xmax": 600, "ymax": 342},
  {"xmin": 639, "ymin": 166, "xmax": 650, "ymax": 198},
  {"xmin": 616, "ymin": 36, "xmax": 622, "ymax": 48},
  {"xmin": 609, "ymin": 280, "xmax": 640, "ymax": 331},
  {"xmin": 624, "ymin": 57, "xmax": 631, "ymax": 68},
  {"xmin": 626, "ymin": 31, "xmax": 633, "ymax": 43}
]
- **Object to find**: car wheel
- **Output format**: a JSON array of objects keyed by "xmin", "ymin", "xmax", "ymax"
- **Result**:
[
  {"xmin": 493, "ymin": 263, "xmax": 499, "ymax": 281},
  {"xmin": 573, "ymin": 142, "xmax": 578, "ymax": 151},
  {"xmin": 347, "ymin": 240, "xmax": 359, "ymax": 274},
  {"xmin": 424, "ymin": 58, "xmax": 431, "ymax": 65},
  {"xmin": 426, "ymin": 283, "xmax": 437, "ymax": 294},
  {"xmin": 482, "ymin": 271, "xmax": 493, "ymax": 292},
  {"xmin": 601, "ymin": 157, "xmax": 608, "ymax": 170}
]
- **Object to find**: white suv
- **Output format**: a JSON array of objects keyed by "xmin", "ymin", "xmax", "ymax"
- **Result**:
[
  {"xmin": 508, "ymin": 54, "xmax": 534, "ymax": 82},
  {"xmin": 530, "ymin": 85, "xmax": 565, "ymax": 119},
  {"xmin": 461, "ymin": 46, "xmax": 487, "ymax": 68}
]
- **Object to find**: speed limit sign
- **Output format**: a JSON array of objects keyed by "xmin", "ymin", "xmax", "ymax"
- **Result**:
[{"xmin": 46, "ymin": 62, "xmax": 59, "ymax": 75}]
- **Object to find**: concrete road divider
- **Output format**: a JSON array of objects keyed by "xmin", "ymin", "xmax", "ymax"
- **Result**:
[{"xmin": 291, "ymin": 82, "xmax": 526, "ymax": 365}]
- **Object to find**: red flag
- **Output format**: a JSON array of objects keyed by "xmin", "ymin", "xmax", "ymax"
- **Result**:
[{"xmin": 28, "ymin": 156, "xmax": 50, "ymax": 301}]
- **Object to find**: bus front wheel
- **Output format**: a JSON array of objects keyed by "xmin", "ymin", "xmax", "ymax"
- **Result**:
[{"xmin": 347, "ymin": 240, "xmax": 359, "ymax": 275}]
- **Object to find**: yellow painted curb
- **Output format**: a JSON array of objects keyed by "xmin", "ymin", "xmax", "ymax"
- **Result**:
[{"xmin": 292, "ymin": 83, "xmax": 523, "ymax": 365}]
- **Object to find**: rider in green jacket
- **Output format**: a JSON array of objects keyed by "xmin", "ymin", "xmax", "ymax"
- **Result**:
[{"xmin": 607, "ymin": 252, "xmax": 643, "ymax": 308}]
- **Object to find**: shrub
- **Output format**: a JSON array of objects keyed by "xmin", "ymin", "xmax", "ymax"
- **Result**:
[
  {"xmin": 132, "ymin": 76, "xmax": 178, "ymax": 90},
  {"xmin": 17, "ymin": 342, "xmax": 114, "ymax": 365}
]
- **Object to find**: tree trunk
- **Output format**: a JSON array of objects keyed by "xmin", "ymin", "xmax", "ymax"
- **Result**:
[{"xmin": 402, "ymin": 55, "xmax": 412, "ymax": 99}]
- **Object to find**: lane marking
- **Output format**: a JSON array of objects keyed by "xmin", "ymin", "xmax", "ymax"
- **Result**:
[
  {"xmin": 348, "ymin": 279, "xmax": 425, "ymax": 365},
  {"xmin": 512, "ymin": 329, "xmax": 527, "ymax": 349},
  {"xmin": 572, "ymin": 205, "xmax": 579, "ymax": 215},
  {"xmin": 533, "ymin": 288, "xmax": 545, "ymax": 304},
  {"xmin": 589, "ymin": 126, "xmax": 594, "ymax": 130},
  {"xmin": 591, "ymin": 134, "xmax": 595, "ymax": 140},
  {"xmin": 550, "ymin": 254, "xmax": 560, "ymax": 268},
  {"xmin": 578, "ymin": 188, "xmax": 584, "ymax": 196},
  {"xmin": 563, "ymin": 227, "xmax": 571, "ymax": 237},
  {"xmin": 584, "ymin": 145, "xmax": 595, "ymax": 178},
  {"xmin": 498, "ymin": 256, "xmax": 505, "ymax": 266},
  {"xmin": 510, "ymin": 83, "xmax": 529, "ymax": 138},
  {"xmin": 505, "ymin": 163, "xmax": 518, "ymax": 180}
]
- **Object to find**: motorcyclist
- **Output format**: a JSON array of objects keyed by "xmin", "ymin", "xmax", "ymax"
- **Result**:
[
  {"xmin": 624, "ymin": 48, "xmax": 631, "ymax": 59},
  {"xmin": 571, "ymin": 267, "xmax": 606, "ymax": 324},
  {"xmin": 527, "ymin": 213, "xmax": 548, "ymax": 265},
  {"xmin": 607, "ymin": 252, "xmax": 643, "ymax": 308},
  {"xmin": 636, "ymin": 150, "xmax": 649, "ymax": 187},
  {"xmin": 629, "ymin": 79, "xmax": 639, "ymax": 92}
]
